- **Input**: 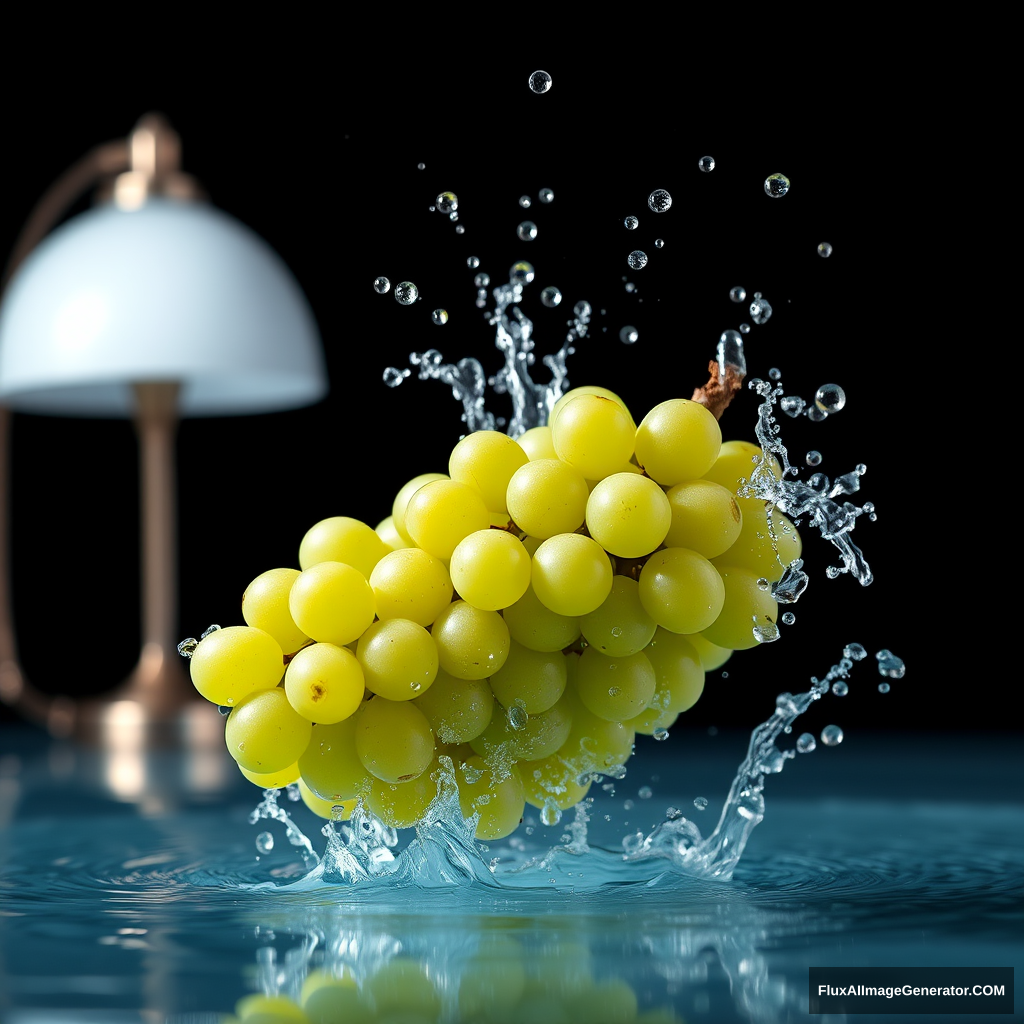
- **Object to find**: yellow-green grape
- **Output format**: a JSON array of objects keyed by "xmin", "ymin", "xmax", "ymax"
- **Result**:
[
  {"xmin": 283, "ymin": 642, "xmax": 364, "ymax": 724},
  {"xmin": 471, "ymin": 696, "xmax": 573, "ymax": 762},
  {"xmin": 501, "ymin": 580, "xmax": 581, "ymax": 653},
  {"xmin": 356, "ymin": 618, "xmax": 438, "ymax": 701},
  {"xmin": 238, "ymin": 760, "xmax": 300, "ymax": 790},
  {"xmin": 664, "ymin": 479, "xmax": 743, "ymax": 559},
  {"xmin": 579, "ymin": 576, "xmax": 656, "ymax": 657},
  {"xmin": 521, "ymin": 754, "xmax": 593, "ymax": 812},
  {"xmin": 574, "ymin": 979, "xmax": 640, "ymax": 1024},
  {"xmin": 642, "ymin": 628, "xmax": 705, "ymax": 713},
  {"xmin": 449, "ymin": 429, "xmax": 529, "ymax": 513},
  {"xmin": 297, "ymin": 717, "xmax": 370, "ymax": 802},
  {"xmin": 549, "ymin": 385, "xmax": 637, "ymax": 434},
  {"xmin": 700, "ymin": 565, "xmax": 779, "ymax": 651},
  {"xmin": 559, "ymin": 683, "xmax": 635, "ymax": 774},
  {"xmin": 456, "ymin": 755, "xmax": 526, "ymax": 840},
  {"xmin": 364, "ymin": 957, "xmax": 441, "ymax": 1019},
  {"xmin": 713, "ymin": 502, "xmax": 802, "ymax": 583},
  {"xmin": 517, "ymin": 424, "xmax": 558, "ymax": 460},
  {"xmin": 288, "ymin": 561, "xmax": 376, "ymax": 647},
  {"xmin": 298, "ymin": 515, "xmax": 391, "ymax": 579},
  {"xmin": 430, "ymin": 600, "xmax": 510, "ymax": 680},
  {"xmin": 634, "ymin": 398, "xmax": 722, "ymax": 485},
  {"xmin": 301, "ymin": 970, "xmax": 367, "ymax": 1022},
  {"xmin": 392, "ymin": 471, "xmax": 448, "ymax": 544},
  {"xmin": 188, "ymin": 625, "xmax": 284, "ymax": 707},
  {"xmin": 574, "ymin": 647, "xmax": 656, "ymax": 722},
  {"xmin": 297, "ymin": 778, "xmax": 358, "ymax": 820},
  {"xmin": 684, "ymin": 631, "xmax": 733, "ymax": 671},
  {"xmin": 458, "ymin": 935, "xmax": 527, "ymax": 1021},
  {"xmin": 374, "ymin": 514, "xmax": 413, "ymax": 551},
  {"xmin": 488, "ymin": 639, "xmax": 567, "ymax": 715},
  {"xmin": 365, "ymin": 760, "xmax": 440, "ymax": 827},
  {"xmin": 638, "ymin": 547, "xmax": 725, "ymax": 634},
  {"xmin": 413, "ymin": 666, "xmax": 494, "ymax": 744},
  {"xmin": 241, "ymin": 568, "xmax": 309, "ymax": 655},
  {"xmin": 585, "ymin": 472, "xmax": 672, "ymax": 558},
  {"xmin": 531, "ymin": 533, "xmax": 613, "ymax": 617},
  {"xmin": 368, "ymin": 546, "xmax": 453, "ymax": 626},
  {"xmin": 225, "ymin": 687, "xmax": 312, "ymax": 774},
  {"xmin": 449, "ymin": 528, "xmax": 531, "ymax": 611},
  {"xmin": 505, "ymin": 458, "xmax": 589, "ymax": 539},
  {"xmin": 702, "ymin": 438, "xmax": 781, "ymax": 492},
  {"xmin": 403, "ymin": 478, "xmax": 491, "ymax": 559},
  {"xmin": 354, "ymin": 697, "xmax": 435, "ymax": 783},
  {"xmin": 234, "ymin": 993, "xmax": 307, "ymax": 1023},
  {"xmin": 551, "ymin": 392, "xmax": 636, "ymax": 481}
]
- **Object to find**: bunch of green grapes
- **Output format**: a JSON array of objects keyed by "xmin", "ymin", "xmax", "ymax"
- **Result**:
[{"xmin": 183, "ymin": 386, "xmax": 801, "ymax": 840}]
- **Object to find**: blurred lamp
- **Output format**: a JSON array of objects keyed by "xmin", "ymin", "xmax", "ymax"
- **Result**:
[{"xmin": 0, "ymin": 113, "xmax": 327, "ymax": 744}]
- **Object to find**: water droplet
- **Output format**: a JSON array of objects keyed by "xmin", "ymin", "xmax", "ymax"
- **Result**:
[
  {"xmin": 832, "ymin": 680, "xmax": 849, "ymax": 696},
  {"xmin": 749, "ymin": 297, "xmax": 773, "ymax": 324},
  {"xmin": 753, "ymin": 620, "xmax": 780, "ymax": 643},
  {"xmin": 623, "ymin": 799, "xmax": 634, "ymax": 810},
  {"xmin": 236, "ymin": 742, "xmax": 245, "ymax": 752},
  {"xmin": 217, "ymin": 705, "xmax": 231, "ymax": 716},
  {"xmin": 409, "ymin": 680, "xmax": 422, "ymax": 692},
  {"xmin": 844, "ymin": 642, "xmax": 867, "ymax": 661},
  {"xmin": 806, "ymin": 450, "xmax": 822, "ymax": 467},
  {"xmin": 817, "ymin": 241, "xmax": 833, "ymax": 258},
  {"xmin": 619, "ymin": 325, "xmax": 638, "ymax": 345},
  {"xmin": 455, "ymin": 225, "xmax": 465, "ymax": 234},
  {"xmin": 693, "ymin": 795, "xmax": 709, "ymax": 810},
  {"xmin": 698, "ymin": 155, "xmax": 715, "ymax": 172},
  {"xmin": 435, "ymin": 192, "xmax": 458, "ymax": 214},
  {"xmin": 416, "ymin": 162, "xmax": 425, "ymax": 170},
  {"xmin": 540, "ymin": 286, "xmax": 562, "ymax": 308},
  {"xmin": 540, "ymin": 802, "xmax": 561, "ymax": 826},
  {"xmin": 510, "ymin": 261, "xmax": 535, "ymax": 284},
  {"xmin": 654, "ymin": 238, "xmax": 664, "ymax": 249},
  {"xmin": 796, "ymin": 733, "xmax": 816, "ymax": 753},
  {"xmin": 607, "ymin": 686, "xmax": 621, "ymax": 697},
  {"xmin": 507, "ymin": 705, "xmax": 528, "ymax": 730},
  {"xmin": 201, "ymin": 624, "xmax": 221, "ymax": 639},
  {"xmin": 653, "ymin": 727, "xmax": 669, "ymax": 741},
  {"xmin": 528, "ymin": 70, "xmax": 552, "ymax": 94},
  {"xmin": 756, "ymin": 577, "xmax": 770, "ymax": 591},
  {"xmin": 467, "ymin": 256, "xmax": 480, "ymax": 269},
  {"xmin": 177, "ymin": 637, "xmax": 198, "ymax": 658},
  {"xmin": 373, "ymin": 276, "xmax": 390, "ymax": 295},
  {"xmin": 815, "ymin": 383, "xmax": 846, "ymax": 414},
  {"xmin": 431, "ymin": 309, "xmax": 448, "ymax": 326},
  {"xmin": 820, "ymin": 724, "xmax": 844, "ymax": 747},
  {"xmin": 517, "ymin": 221, "xmax": 538, "ymax": 242},
  {"xmin": 394, "ymin": 281, "xmax": 419, "ymax": 305},
  {"xmin": 538, "ymin": 188, "xmax": 554, "ymax": 203},
  {"xmin": 627, "ymin": 250, "xmax": 648, "ymax": 270},
  {"xmin": 255, "ymin": 831, "xmax": 274, "ymax": 855},
  {"xmin": 610, "ymin": 626, "xmax": 623, "ymax": 637},
  {"xmin": 729, "ymin": 286, "xmax": 746, "ymax": 303},
  {"xmin": 474, "ymin": 272, "xmax": 490, "ymax": 288},
  {"xmin": 624, "ymin": 282, "xmax": 635, "ymax": 293},
  {"xmin": 875, "ymin": 649, "xmax": 905, "ymax": 679},
  {"xmin": 624, "ymin": 215, "xmax": 639, "ymax": 230},
  {"xmin": 383, "ymin": 366, "xmax": 409, "ymax": 387},
  {"xmin": 764, "ymin": 173, "xmax": 790, "ymax": 198},
  {"xmin": 638, "ymin": 785, "xmax": 652, "ymax": 799},
  {"xmin": 781, "ymin": 611, "xmax": 795, "ymax": 625},
  {"xmin": 780, "ymin": 395, "xmax": 805, "ymax": 417},
  {"xmin": 878, "ymin": 682, "xmax": 891, "ymax": 694},
  {"xmin": 519, "ymin": 195, "xmax": 532, "ymax": 208},
  {"xmin": 647, "ymin": 189, "xmax": 672, "ymax": 213}
]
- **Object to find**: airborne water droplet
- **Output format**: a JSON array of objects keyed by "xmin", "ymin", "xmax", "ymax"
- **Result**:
[
  {"xmin": 431, "ymin": 309, "xmax": 448, "ymax": 326},
  {"xmin": 517, "ymin": 221, "xmax": 538, "ymax": 241},
  {"xmin": 373, "ymin": 276, "xmax": 390, "ymax": 294},
  {"xmin": 749, "ymin": 297, "xmax": 773, "ymax": 324},
  {"xmin": 698, "ymin": 155, "xmax": 715, "ymax": 172},
  {"xmin": 394, "ymin": 281, "xmax": 419, "ymax": 305},
  {"xmin": 255, "ymin": 831, "xmax": 274, "ymax": 855},
  {"xmin": 647, "ymin": 189, "xmax": 672, "ymax": 213},
  {"xmin": 540, "ymin": 286, "xmax": 562, "ymax": 308},
  {"xmin": 806, "ymin": 450, "xmax": 822, "ymax": 467},
  {"xmin": 876, "ymin": 649, "xmax": 906, "ymax": 679},
  {"xmin": 729, "ymin": 286, "xmax": 746, "ymax": 303},
  {"xmin": 815, "ymin": 383, "xmax": 846, "ymax": 414},
  {"xmin": 383, "ymin": 367, "xmax": 408, "ymax": 388},
  {"xmin": 619, "ymin": 326, "xmax": 638, "ymax": 345},
  {"xmin": 796, "ymin": 733, "xmax": 816, "ymax": 753},
  {"xmin": 538, "ymin": 188, "xmax": 554, "ymax": 203},
  {"xmin": 528, "ymin": 70, "xmax": 552, "ymax": 94},
  {"xmin": 654, "ymin": 238, "xmax": 664, "ymax": 248},
  {"xmin": 832, "ymin": 681, "xmax": 849, "ymax": 696},
  {"xmin": 844, "ymin": 643, "xmax": 868, "ymax": 661},
  {"xmin": 624, "ymin": 215, "xmax": 639, "ymax": 230},
  {"xmin": 627, "ymin": 250, "xmax": 648, "ymax": 270},
  {"xmin": 764, "ymin": 173, "xmax": 790, "ymax": 198},
  {"xmin": 435, "ymin": 192, "xmax": 458, "ymax": 214},
  {"xmin": 820, "ymin": 724, "xmax": 844, "ymax": 747},
  {"xmin": 817, "ymin": 241, "xmax": 833, "ymax": 258},
  {"xmin": 519, "ymin": 195, "xmax": 532, "ymax": 208},
  {"xmin": 467, "ymin": 256, "xmax": 480, "ymax": 269},
  {"xmin": 781, "ymin": 611, "xmax": 796, "ymax": 625},
  {"xmin": 878, "ymin": 682, "xmax": 891, "ymax": 694},
  {"xmin": 693, "ymin": 796, "xmax": 709, "ymax": 810}
]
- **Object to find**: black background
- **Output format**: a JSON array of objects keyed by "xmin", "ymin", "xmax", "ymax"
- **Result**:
[{"xmin": 0, "ymin": 53, "xmax": 947, "ymax": 739}]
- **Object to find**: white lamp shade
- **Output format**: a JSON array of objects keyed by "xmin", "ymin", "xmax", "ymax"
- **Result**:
[{"xmin": 0, "ymin": 198, "xmax": 327, "ymax": 416}]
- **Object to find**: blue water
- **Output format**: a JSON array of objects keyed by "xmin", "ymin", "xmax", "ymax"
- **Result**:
[{"xmin": 0, "ymin": 725, "xmax": 1020, "ymax": 1023}]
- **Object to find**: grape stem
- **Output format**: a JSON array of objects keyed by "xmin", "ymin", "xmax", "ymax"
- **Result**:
[{"xmin": 691, "ymin": 360, "xmax": 744, "ymax": 421}]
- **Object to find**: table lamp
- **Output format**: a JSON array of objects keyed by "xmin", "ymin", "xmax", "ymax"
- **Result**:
[{"xmin": 0, "ymin": 113, "xmax": 328, "ymax": 749}]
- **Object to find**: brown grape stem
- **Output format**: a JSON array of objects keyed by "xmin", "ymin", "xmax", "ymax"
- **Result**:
[{"xmin": 691, "ymin": 360, "xmax": 745, "ymax": 421}]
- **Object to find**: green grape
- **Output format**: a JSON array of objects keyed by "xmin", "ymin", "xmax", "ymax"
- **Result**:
[
  {"xmin": 579, "ymin": 576, "xmax": 656, "ymax": 657},
  {"xmin": 559, "ymin": 682, "xmax": 635, "ymax": 773},
  {"xmin": 574, "ymin": 647, "xmax": 656, "ymax": 722},
  {"xmin": 301, "ymin": 971, "xmax": 367, "ymax": 1021},
  {"xmin": 449, "ymin": 528, "xmax": 531, "ymax": 611},
  {"xmin": 356, "ymin": 618, "xmax": 439, "ymax": 701},
  {"xmin": 189, "ymin": 625, "xmax": 283, "ymax": 707},
  {"xmin": 701, "ymin": 438, "xmax": 781, "ymax": 492},
  {"xmin": 642, "ymin": 628, "xmax": 705, "ymax": 713},
  {"xmin": 505, "ymin": 458, "xmax": 589, "ymax": 539},
  {"xmin": 456, "ymin": 755, "xmax": 526, "ymax": 839},
  {"xmin": 574, "ymin": 979, "xmax": 640, "ymax": 1024},
  {"xmin": 430, "ymin": 600, "xmax": 510, "ymax": 680},
  {"xmin": 521, "ymin": 753, "xmax": 593, "ymax": 811},
  {"xmin": 664, "ymin": 479, "xmax": 743, "ymax": 559},
  {"xmin": 551, "ymin": 392, "xmax": 636, "ymax": 481},
  {"xmin": 449, "ymin": 429, "xmax": 529, "ymax": 513},
  {"xmin": 458, "ymin": 935, "xmax": 527, "ymax": 1021},
  {"xmin": 413, "ymin": 666, "xmax": 494, "ymax": 744},
  {"xmin": 368, "ymin": 546, "xmax": 453, "ymax": 626},
  {"xmin": 297, "ymin": 779, "xmax": 358, "ymax": 820},
  {"xmin": 354, "ymin": 697, "xmax": 435, "ymax": 783},
  {"xmin": 637, "ymin": 547, "xmax": 725, "ymax": 634},
  {"xmin": 297, "ymin": 717, "xmax": 370, "ymax": 801},
  {"xmin": 298, "ymin": 515, "xmax": 391, "ymax": 579},
  {"xmin": 392, "ymin": 471, "xmax": 448, "ymax": 544},
  {"xmin": 283, "ymin": 642, "xmax": 365, "ymax": 723},
  {"xmin": 517, "ymin": 424, "xmax": 558, "ymax": 460},
  {"xmin": 238, "ymin": 760, "xmax": 300, "ymax": 790},
  {"xmin": 365, "ymin": 760, "xmax": 441, "ymax": 827},
  {"xmin": 531, "ymin": 533, "xmax": 613, "ymax": 617},
  {"xmin": 700, "ymin": 565, "xmax": 779, "ymax": 650},
  {"xmin": 501, "ymin": 580, "xmax": 581, "ymax": 653},
  {"xmin": 585, "ymin": 472, "xmax": 672, "ymax": 557},
  {"xmin": 288, "ymin": 561, "xmax": 376, "ymax": 646},
  {"xmin": 224, "ymin": 687, "xmax": 312, "ymax": 774},
  {"xmin": 234, "ymin": 993, "xmax": 307, "ymax": 1023},
  {"xmin": 684, "ymin": 631, "xmax": 733, "ymax": 671},
  {"xmin": 404, "ymin": 478, "xmax": 491, "ymax": 559},
  {"xmin": 488, "ymin": 639, "xmax": 567, "ymax": 715},
  {"xmin": 364, "ymin": 957, "xmax": 441, "ymax": 1018},
  {"xmin": 241, "ymin": 568, "xmax": 309, "ymax": 655},
  {"xmin": 471, "ymin": 696, "xmax": 573, "ymax": 762},
  {"xmin": 549, "ymin": 385, "xmax": 636, "ymax": 434},
  {"xmin": 634, "ymin": 398, "xmax": 722, "ymax": 485},
  {"xmin": 629, "ymin": 703, "xmax": 679, "ymax": 736},
  {"xmin": 375, "ymin": 514, "xmax": 414, "ymax": 551},
  {"xmin": 713, "ymin": 500, "xmax": 802, "ymax": 582}
]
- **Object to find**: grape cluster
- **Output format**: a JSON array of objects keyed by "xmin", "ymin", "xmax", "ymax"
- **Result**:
[{"xmin": 185, "ymin": 386, "xmax": 801, "ymax": 839}]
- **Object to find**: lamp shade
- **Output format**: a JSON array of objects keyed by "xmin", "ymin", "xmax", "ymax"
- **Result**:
[{"xmin": 0, "ymin": 198, "xmax": 327, "ymax": 416}]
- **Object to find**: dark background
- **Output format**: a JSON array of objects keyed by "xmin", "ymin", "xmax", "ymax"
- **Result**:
[{"xmin": 0, "ymin": 57, "xmax": 943, "ymax": 738}]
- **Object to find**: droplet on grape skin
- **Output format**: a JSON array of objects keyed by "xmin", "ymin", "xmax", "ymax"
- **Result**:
[
  {"xmin": 653, "ymin": 727, "xmax": 669, "ymax": 741},
  {"xmin": 538, "ymin": 188, "xmax": 554, "ymax": 203},
  {"xmin": 693, "ymin": 796, "xmax": 709, "ymax": 810},
  {"xmin": 729, "ymin": 286, "xmax": 746, "ymax": 303},
  {"xmin": 373, "ymin": 276, "xmax": 390, "ymax": 295},
  {"xmin": 619, "ymin": 325, "xmax": 638, "ymax": 345},
  {"xmin": 648, "ymin": 189, "xmax": 672, "ymax": 213},
  {"xmin": 528, "ymin": 70, "xmax": 552, "ymax": 94},
  {"xmin": 764, "ymin": 173, "xmax": 790, "ymax": 198},
  {"xmin": 540, "ymin": 286, "xmax": 562, "ymax": 308},
  {"xmin": 796, "ymin": 733, "xmax": 816, "ymax": 753},
  {"xmin": 817, "ymin": 241, "xmax": 833, "ymax": 257},
  {"xmin": 624, "ymin": 215, "xmax": 639, "ymax": 230},
  {"xmin": 507, "ymin": 705, "xmax": 528, "ymax": 731},
  {"xmin": 815, "ymin": 383, "xmax": 846, "ymax": 414},
  {"xmin": 517, "ymin": 221, "xmax": 538, "ymax": 241},
  {"xmin": 431, "ymin": 309, "xmax": 448, "ymax": 326},
  {"xmin": 820, "ymin": 724, "xmax": 843, "ymax": 747},
  {"xmin": 698, "ymin": 155, "xmax": 715, "ymax": 172},
  {"xmin": 436, "ymin": 192, "xmax": 458, "ymax": 214},
  {"xmin": 394, "ymin": 281, "xmax": 419, "ymax": 305}
]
